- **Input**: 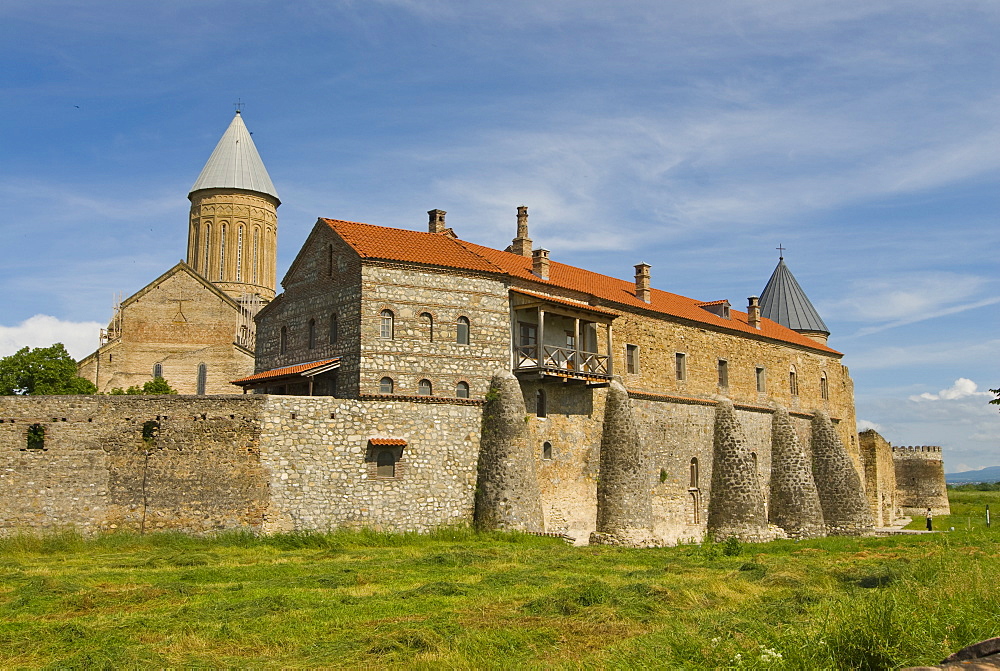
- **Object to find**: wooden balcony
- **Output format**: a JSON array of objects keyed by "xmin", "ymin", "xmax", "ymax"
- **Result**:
[{"xmin": 514, "ymin": 344, "xmax": 612, "ymax": 384}]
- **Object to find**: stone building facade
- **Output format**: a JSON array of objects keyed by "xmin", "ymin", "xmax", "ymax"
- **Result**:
[
  {"xmin": 893, "ymin": 445, "xmax": 950, "ymax": 516},
  {"xmin": 78, "ymin": 111, "xmax": 278, "ymax": 394}
]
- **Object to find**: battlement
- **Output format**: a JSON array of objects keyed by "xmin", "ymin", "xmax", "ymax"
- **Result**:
[{"xmin": 892, "ymin": 445, "xmax": 943, "ymax": 458}]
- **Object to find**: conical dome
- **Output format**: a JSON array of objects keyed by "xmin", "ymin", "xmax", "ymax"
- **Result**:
[
  {"xmin": 759, "ymin": 258, "xmax": 829, "ymax": 335},
  {"xmin": 189, "ymin": 112, "xmax": 279, "ymax": 202}
]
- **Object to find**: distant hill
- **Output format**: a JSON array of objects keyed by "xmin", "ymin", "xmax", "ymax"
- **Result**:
[{"xmin": 946, "ymin": 466, "xmax": 1000, "ymax": 484}]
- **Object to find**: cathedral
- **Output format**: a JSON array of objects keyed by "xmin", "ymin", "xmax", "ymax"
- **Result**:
[{"xmin": 78, "ymin": 112, "xmax": 278, "ymax": 394}]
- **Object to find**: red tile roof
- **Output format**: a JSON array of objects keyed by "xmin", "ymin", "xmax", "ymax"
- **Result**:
[
  {"xmin": 232, "ymin": 358, "xmax": 340, "ymax": 385},
  {"xmin": 368, "ymin": 437, "xmax": 407, "ymax": 446},
  {"xmin": 510, "ymin": 288, "xmax": 620, "ymax": 317},
  {"xmin": 321, "ymin": 219, "xmax": 839, "ymax": 354}
]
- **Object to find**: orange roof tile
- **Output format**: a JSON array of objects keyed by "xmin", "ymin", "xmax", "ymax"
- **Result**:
[
  {"xmin": 321, "ymin": 219, "xmax": 839, "ymax": 354},
  {"xmin": 510, "ymin": 288, "xmax": 620, "ymax": 317},
  {"xmin": 232, "ymin": 358, "xmax": 340, "ymax": 385},
  {"xmin": 368, "ymin": 437, "xmax": 407, "ymax": 446}
]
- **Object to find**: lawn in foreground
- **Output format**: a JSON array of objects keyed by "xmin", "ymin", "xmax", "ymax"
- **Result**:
[{"xmin": 2, "ymin": 524, "xmax": 1000, "ymax": 669}]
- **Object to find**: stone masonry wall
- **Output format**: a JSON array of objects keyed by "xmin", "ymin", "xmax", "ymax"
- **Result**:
[
  {"xmin": 769, "ymin": 405, "xmax": 825, "ymax": 538},
  {"xmin": 811, "ymin": 410, "xmax": 873, "ymax": 535},
  {"xmin": 707, "ymin": 399, "xmax": 769, "ymax": 541},
  {"xmin": 858, "ymin": 429, "xmax": 897, "ymax": 526},
  {"xmin": 893, "ymin": 446, "xmax": 950, "ymax": 516}
]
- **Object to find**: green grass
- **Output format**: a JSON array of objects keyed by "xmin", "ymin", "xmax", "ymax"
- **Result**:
[
  {"xmin": 2, "ymin": 524, "xmax": 1000, "ymax": 668},
  {"xmin": 904, "ymin": 489, "xmax": 1000, "ymax": 531}
]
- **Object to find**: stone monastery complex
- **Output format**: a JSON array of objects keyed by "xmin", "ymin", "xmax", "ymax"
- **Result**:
[{"xmin": 0, "ymin": 113, "xmax": 947, "ymax": 543}]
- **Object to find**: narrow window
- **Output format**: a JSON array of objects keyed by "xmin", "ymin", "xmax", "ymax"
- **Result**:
[
  {"xmin": 380, "ymin": 310, "xmax": 394, "ymax": 339},
  {"xmin": 197, "ymin": 363, "xmax": 207, "ymax": 395},
  {"xmin": 455, "ymin": 381, "xmax": 470, "ymax": 398},
  {"xmin": 418, "ymin": 379, "xmax": 432, "ymax": 396},
  {"xmin": 236, "ymin": 225, "xmax": 244, "ymax": 282},
  {"xmin": 141, "ymin": 420, "xmax": 160, "ymax": 441},
  {"xmin": 821, "ymin": 372, "xmax": 829, "ymax": 400},
  {"xmin": 308, "ymin": 318, "xmax": 316, "ymax": 350},
  {"xmin": 420, "ymin": 312, "xmax": 433, "ymax": 341},
  {"xmin": 675, "ymin": 352, "xmax": 686, "ymax": 381},
  {"xmin": 789, "ymin": 366, "xmax": 799, "ymax": 396},
  {"xmin": 717, "ymin": 359, "xmax": 728, "ymax": 388},
  {"xmin": 690, "ymin": 457, "xmax": 699, "ymax": 488},
  {"xmin": 252, "ymin": 227, "xmax": 260, "ymax": 284},
  {"xmin": 280, "ymin": 326, "xmax": 288, "ymax": 354},
  {"xmin": 456, "ymin": 316, "xmax": 470, "ymax": 345},
  {"xmin": 376, "ymin": 450, "xmax": 396, "ymax": 477},
  {"xmin": 327, "ymin": 244, "xmax": 334, "ymax": 277},
  {"xmin": 690, "ymin": 491, "xmax": 700, "ymax": 524},
  {"xmin": 203, "ymin": 223, "xmax": 212, "ymax": 275},
  {"xmin": 626, "ymin": 344, "xmax": 639, "ymax": 374},
  {"xmin": 153, "ymin": 363, "xmax": 163, "ymax": 379},
  {"xmin": 329, "ymin": 313, "xmax": 338, "ymax": 344},
  {"xmin": 750, "ymin": 452, "xmax": 758, "ymax": 473},
  {"xmin": 191, "ymin": 224, "xmax": 199, "ymax": 271},
  {"xmin": 542, "ymin": 441, "xmax": 552, "ymax": 460},
  {"xmin": 26, "ymin": 424, "xmax": 45, "ymax": 450},
  {"xmin": 756, "ymin": 367, "xmax": 766, "ymax": 393},
  {"xmin": 536, "ymin": 389, "xmax": 547, "ymax": 418},
  {"xmin": 379, "ymin": 377, "xmax": 394, "ymax": 394},
  {"xmin": 219, "ymin": 222, "xmax": 227, "ymax": 280}
]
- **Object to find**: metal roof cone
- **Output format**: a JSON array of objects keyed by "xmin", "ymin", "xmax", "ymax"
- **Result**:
[
  {"xmin": 189, "ymin": 112, "xmax": 279, "ymax": 202},
  {"xmin": 759, "ymin": 258, "xmax": 829, "ymax": 334}
]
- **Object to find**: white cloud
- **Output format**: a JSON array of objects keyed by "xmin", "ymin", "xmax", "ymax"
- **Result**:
[
  {"xmin": 857, "ymin": 419, "xmax": 882, "ymax": 432},
  {"xmin": 0, "ymin": 315, "xmax": 103, "ymax": 361},
  {"xmin": 910, "ymin": 378, "xmax": 992, "ymax": 402}
]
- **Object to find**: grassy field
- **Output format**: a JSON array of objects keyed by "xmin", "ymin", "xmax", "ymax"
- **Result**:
[{"xmin": 3, "ymin": 498, "xmax": 1000, "ymax": 668}]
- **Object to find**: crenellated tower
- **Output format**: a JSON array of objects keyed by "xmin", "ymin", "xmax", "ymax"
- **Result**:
[{"xmin": 187, "ymin": 111, "xmax": 280, "ymax": 301}]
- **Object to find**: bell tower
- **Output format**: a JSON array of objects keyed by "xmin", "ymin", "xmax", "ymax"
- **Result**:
[{"xmin": 187, "ymin": 111, "xmax": 280, "ymax": 301}]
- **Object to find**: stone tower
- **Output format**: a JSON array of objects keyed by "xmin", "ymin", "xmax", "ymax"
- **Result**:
[{"xmin": 187, "ymin": 111, "xmax": 280, "ymax": 301}]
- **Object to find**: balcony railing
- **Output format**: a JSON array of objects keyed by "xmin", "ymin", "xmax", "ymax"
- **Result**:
[{"xmin": 515, "ymin": 344, "xmax": 611, "ymax": 378}]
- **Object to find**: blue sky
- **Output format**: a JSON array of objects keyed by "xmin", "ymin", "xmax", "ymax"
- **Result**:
[{"xmin": 1, "ymin": 1, "xmax": 997, "ymax": 470}]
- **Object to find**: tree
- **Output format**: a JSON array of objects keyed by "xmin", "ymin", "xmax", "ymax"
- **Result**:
[
  {"xmin": 0, "ymin": 344, "xmax": 97, "ymax": 395},
  {"xmin": 108, "ymin": 376, "xmax": 177, "ymax": 395},
  {"xmin": 991, "ymin": 387, "xmax": 999, "ymax": 409}
]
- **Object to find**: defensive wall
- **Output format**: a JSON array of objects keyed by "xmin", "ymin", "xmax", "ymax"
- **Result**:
[
  {"xmin": 893, "ymin": 445, "xmax": 950, "ymax": 516},
  {"xmin": 858, "ymin": 429, "xmax": 898, "ymax": 526}
]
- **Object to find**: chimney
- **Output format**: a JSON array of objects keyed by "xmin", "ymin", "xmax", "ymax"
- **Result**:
[
  {"xmin": 634, "ymin": 263, "xmax": 651, "ymax": 303},
  {"xmin": 748, "ymin": 295, "xmax": 761, "ymax": 329},
  {"xmin": 510, "ymin": 205, "xmax": 533, "ymax": 257},
  {"xmin": 428, "ymin": 209, "xmax": 447, "ymax": 234},
  {"xmin": 532, "ymin": 248, "xmax": 550, "ymax": 280}
]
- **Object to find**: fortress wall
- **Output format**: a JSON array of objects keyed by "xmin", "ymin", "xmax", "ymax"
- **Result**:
[
  {"xmin": 858, "ymin": 429, "xmax": 897, "ymax": 526},
  {"xmin": 0, "ymin": 395, "xmax": 269, "ymax": 534},
  {"xmin": 893, "ymin": 446, "xmax": 950, "ymax": 516},
  {"xmin": 258, "ymin": 395, "xmax": 483, "ymax": 533}
]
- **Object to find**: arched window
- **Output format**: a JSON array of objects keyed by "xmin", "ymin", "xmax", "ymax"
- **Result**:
[
  {"xmin": 219, "ymin": 222, "xmax": 227, "ymax": 280},
  {"xmin": 789, "ymin": 366, "xmax": 799, "ymax": 396},
  {"xmin": 690, "ymin": 458, "xmax": 699, "ymax": 488},
  {"xmin": 280, "ymin": 326, "xmax": 288, "ymax": 354},
  {"xmin": 689, "ymin": 491, "xmax": 701, "ymax": 524},
  {"xmin": 379, "ymin": 377, "xmax": 394, "ymax": 394},
  {"xmin": 376, "ymin": 450, "xmax": 396, "ymax": 477},
  {"xmin": 153, "ymin": 363, "xmax": 162, "ymax": 379},
  {"xmin": 542, "ymin": 441, "xmax": 553, "ymax": 460},
  {"xmin": 820, "ymin": 372, "xmax": 829, "ymax": 400},
  {"xmin": 308, "ymin": 318, "xmax": 316, "ymax": 349},
  {"xmin": 420, "ymin": 312, "xmax": 433, "ymax": 341},
  {"xmin": 197, "ymin": 363, "xmax": 207, "ymax": 395},
  {"xmin": 329, "ymin": 313, "xmax": 338, "ymax": 344},
  {"xmin": 750, "ymin": 452, "xmax": 758, "ymax": 473},
  {"xmin": 455, "ymin": 381, "xmax": 470, "ymax": 398},
  {"xmin": 418, "ymin": 379, "xmax": 432, "ymax": 396},
  {"xmin": 191, "ymin": 225, "xmax": 199, "ymax": 271},
  {"xmin": 252, "ymin": 227, "xmax": 260, "ymax": 284},
  {"xmin": 456, "ymin": 316, "xmax": 470, "ymax": 345},
  {"xmin": 380, "ymin": 310, "xmax": 394, "ymax": 339},
  {"xmin": 535, "ymin": 389, "xmax": 546, "ymax": 418}
]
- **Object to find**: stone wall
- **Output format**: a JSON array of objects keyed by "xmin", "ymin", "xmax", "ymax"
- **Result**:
[
  {"xmin": 859, "ymin": 429, "xmax": 897, "ymax": 526},
  {"xmin": 893, "ymin": 446, "xmax": 950, "ymax": 516}
]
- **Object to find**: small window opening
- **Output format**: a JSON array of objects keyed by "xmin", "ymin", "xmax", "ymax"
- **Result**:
[
  {"xmin": 675, "ymin": 352, "xmax": 686, "ymax": 381},
  {"xmin": 717, "ymin": 359, "xmax": 728, "ymax": 387},
  {"xmin": 820, "ymin": 372, "xmax": 829, "ymax": 400},
  {"xmin": 308, "ymin": 318, "xmax": 316, "ymax": 349},
  {"xmin": 153, "ymin": 363, "xmax": 162, "ymax": 379},
  {"xmin": 789, "ymin": 367, "xmax": 799, "ymax": 396},
  {"xmin": 421, "ymin": 312, "xmax": 434, "ymax": 341},
  {"xmin": 626, "ymin": 344, "xmax": 639, "ymax": 374},
  {"xmin": 456, "ymin": 316, "xmax": 470, "ymax": 345},
  {"xmin": 418, "ymin": 379, "xmax": 432, "ymax": 396},
  {"xmin": 376, "ymin": 450, "xmax": 396, "ymax": 477},
  {"xmin": 379, "ymin": 377, "xmax": 394, "ymax": 394},
  {"xmin": 279, "ymin": 325, "xmax": 288, "ymax": 354},
  {"xmin": 689, "ymin": 458, "xmax": 699, "ymax": 488},
  {"xmin": 659, "ymin": 468, "xmax": 668, "ymax": 483},
  {"xmin": 26, "ymin": 424, "xmax": 45, "ymax": 451},
  {"xmin": 756, "ymin": 366, "xmax": 766, "ymax": 393},
  {"xmin": 380, "ymin": 310, "xmax": 394, "ymax": 339},
  {"xmin": 542, "ymin": 441, "xmax": 552, "ymax": 460},
  {"xmin": 455, "ymin": 381, "xmax": 470, "ymax": 398},
  {"xmin": 141, "ymin": 420, "xmax": 160, "ymax": 441},
  {"xmin": 535, "ymin": 389, "xmax": 547, "ymax": 418},
  {"xmin": 196, "ymin": 363, "xmax": 207, "ymax": 396}
]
